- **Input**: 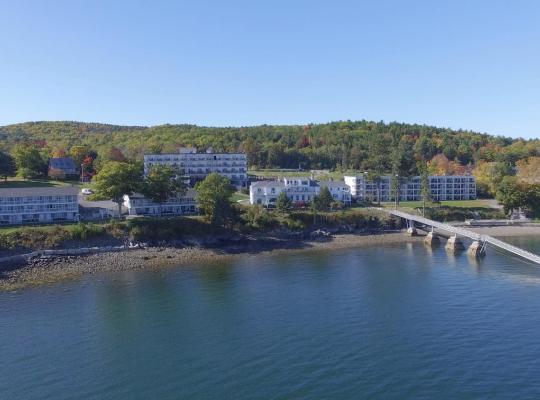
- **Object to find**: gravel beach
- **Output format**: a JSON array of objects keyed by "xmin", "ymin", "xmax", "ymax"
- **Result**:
[
  {"xmin": 0, "ymin": 232, "xmax": 420, "ymax": 290},
  {"xmin": 1, "ymin": 225, "xmax": 539, "ymax": 291}
]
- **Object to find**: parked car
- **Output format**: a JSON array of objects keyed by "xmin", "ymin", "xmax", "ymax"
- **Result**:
[{"xmin": 81, "ymin": 188, "xmax": 94, "ymax": 195}]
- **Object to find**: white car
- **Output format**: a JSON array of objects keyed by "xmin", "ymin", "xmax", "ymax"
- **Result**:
[{"xmin": 81, "ymin": 188, "xmax": 94, "ymax": 195}]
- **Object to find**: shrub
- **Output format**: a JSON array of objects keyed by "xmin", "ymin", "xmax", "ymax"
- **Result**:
[{"xmin": 70, "ymin": 223, "xmax": 105, "ymax": 240}]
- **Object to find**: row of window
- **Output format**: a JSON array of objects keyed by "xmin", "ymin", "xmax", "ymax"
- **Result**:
[
  {"xmin": 0, "ymin": 204, "xmax": 78, "ymax": 213},
  {"xmin": 0, "ymin": 195, "xmax": 78, "ymax": 204},
  {"xmin": 145, "ymin": 156, "xmax": 246, "ymax": 162}
]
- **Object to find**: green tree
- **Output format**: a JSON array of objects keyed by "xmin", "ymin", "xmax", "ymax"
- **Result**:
[
  {"xmin": 496, "ymin": 176, "xmax": 527, "ymax": 216},
  {"xmin": 140, "ymin": 165, "xmax": 187, "ymax": 215},
  {"xmin": 12, "ymin": 144, "xmax": 47, "ymax": 179},
  {"xmin": 92, "ymin": 161, "xmax": 141, "ymax": 218},
  {"xmin": 0, "ymin": 151, "xmax": 16, "ymax": 181},
  {"xmin": 419, "ymin": 162, "xmax": 431, "ymax": 216},
  {"xmin": 317, "ymin": 186, "xmax": 334, "ymax": 211},
  {"xmin": 195, "ymin": 173, "xmax": 234, "ymax": 227},
  {"xmin": 276, "ymin": 191, "xmax": 292, "ymax": 214}
]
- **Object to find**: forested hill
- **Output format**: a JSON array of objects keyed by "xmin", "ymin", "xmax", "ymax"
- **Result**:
[{"xmin": 0, "ymin": 120, "xmax": 538, "ymax": 174}]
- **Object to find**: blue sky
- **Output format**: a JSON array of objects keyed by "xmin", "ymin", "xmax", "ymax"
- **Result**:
[{"xmin": 1, "ymin": 0, "xmax": 539, "ymax": 138}]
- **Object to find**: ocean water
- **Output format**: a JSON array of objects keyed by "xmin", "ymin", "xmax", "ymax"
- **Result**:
[{"xmin": 1, "ymin": 237, "xmax": 540, "ymax": 399}]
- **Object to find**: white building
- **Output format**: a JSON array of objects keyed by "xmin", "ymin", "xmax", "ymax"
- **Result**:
[
  {"xmin": 319, "ymin": 181, "xmax": 352, "ymax": 204},
  {"xmin": 344, "ymin": 175, "xmax": 476, "ymax": 202},
  {"xmin": 249, "ymin": 178, "xmax": 351, "ymax": 206},
  {"xmin": 0, "ymin": 187, "xmax": 79, "ymax": 225},
  {"xmin": 123, "ymin": 189, "xmax": 198, "ymax": 216},
  {"xmin": 143, "ymin": 147, "xmax": 248, "ymax": 188}
]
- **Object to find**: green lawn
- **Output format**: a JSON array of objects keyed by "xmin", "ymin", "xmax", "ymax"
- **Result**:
[
  {"xmin": 382, "ymin": 199, "xmax": 494, "ymax": 210},
  {"xmin": 231, "ymin": 191, "xmax": 250, "ymax": 202},
  {"xmin": 0, "ymin": 178, "xmax": 84, "ymax": 189}
]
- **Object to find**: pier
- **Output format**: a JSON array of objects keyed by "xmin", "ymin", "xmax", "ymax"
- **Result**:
[{"xmin": 388, "ymin": 210, "xmax": 540, "ymax": 265}]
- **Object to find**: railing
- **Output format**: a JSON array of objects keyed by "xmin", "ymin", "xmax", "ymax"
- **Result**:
[{"xmin": 388, "ymin": 210, "xmax": 540, "ymax": 265}]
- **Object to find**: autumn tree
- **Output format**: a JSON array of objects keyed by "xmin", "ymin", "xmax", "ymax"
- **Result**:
[{"xmin": 517, "ymin": 157, "xmax": 540, "ymax": 184}]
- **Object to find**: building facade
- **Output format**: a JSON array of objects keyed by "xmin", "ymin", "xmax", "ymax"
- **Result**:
[
  {"xmin": 143, "ymin": 147, "xmax": 248, "ymax": 188},
  {"xmin": 123, "ymin": 189, "xmax": 198, "ymax": 216},
  {"xmin": 249, "ymin": 178, "xmax": 351, "ymax": 206},
  {"xmin": 0, "ymin": 187, "xmax": 79, "ymax": 225},
  {"xmin": 319, "ymin": 181, "xmax": 352, "ymax": 204},
  {"xmin": 344, "ymin": 175, "xmax": 476, "ymax": 202}
]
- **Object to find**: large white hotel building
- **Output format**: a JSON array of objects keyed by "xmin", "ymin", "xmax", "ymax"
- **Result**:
[
  {"xmin": 344, "ymin": 175, "xmax": 476, "ymax": 202},
  {"xmin": 144, "ymin": 147, "xmax": 248, "ymax": 188},
  {"xmin": 0, "ymin": 187, "xmax": 79, "ymax": 225}
]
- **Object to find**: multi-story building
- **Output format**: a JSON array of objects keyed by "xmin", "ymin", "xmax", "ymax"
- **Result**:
[
  {"xmin": 143, "ymin": 147, "xmax": 248, "ymax": 188},
  {"xmin": 249, "ymin": 178, "xmax": 351, "ymax": 206},
  {"xmin": 344, "ymin": 175, "xmax": 476, "ymax": 202},
  {"xmin": 0, "ymin": 187, "xmax": 79, "ymax": 225},
  {"xmin": 123, "ymin": 189, "xmax": 198, "ymax": 216}
]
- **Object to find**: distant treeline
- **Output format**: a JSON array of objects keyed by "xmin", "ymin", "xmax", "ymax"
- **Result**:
[{"xmin": 1, "ymin": 120, "xmax": 538, "ymax": 174}]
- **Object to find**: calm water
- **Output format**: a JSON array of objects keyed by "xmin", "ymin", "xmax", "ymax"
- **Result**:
[{"xmin": 2, "ymin": 237, "xmax": 540, "ymax": 400}]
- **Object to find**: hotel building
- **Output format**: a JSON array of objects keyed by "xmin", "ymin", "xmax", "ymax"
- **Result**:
[
  {"xmin": 343, "ymin": 175, "xmax": 476, "ymax": 202},
  {"xmin": 0, "ymin": 187, "xmax": 79, "ymax": 225},
  {"xmin": 143, "ymin": 147, "xmax": 248, "ymax": 188}
]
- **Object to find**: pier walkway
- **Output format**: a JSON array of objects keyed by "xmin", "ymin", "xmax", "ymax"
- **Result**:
[{"xmin": 388, "ymin": 210, "xmax": 540, "ymax": 266}]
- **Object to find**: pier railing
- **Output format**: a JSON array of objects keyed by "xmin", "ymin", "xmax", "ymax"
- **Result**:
[{"xmin": 388, "ymin": 210, "xmax": 540, "ymax": 266}]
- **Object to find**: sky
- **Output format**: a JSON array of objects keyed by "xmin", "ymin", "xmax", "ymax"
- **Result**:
[{"xmin": 1, "ymin": 0, "xmax": 539, "ymax": 139}]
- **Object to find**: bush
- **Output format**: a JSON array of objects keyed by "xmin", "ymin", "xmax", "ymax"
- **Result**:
[
  {"xmin": 424, "ymin": 206, "xmax": 505, "ymax": 222},
  {"xmin": 70, "ymin": 223, "xmax": 105, "ymax": 240},
  {"xmin": 126, "ymin": 216, "xmax": 216, "ymax": 242},
  {"xmin": 0, "ymin": 226, "xmax": 71, "ymax": 250}
]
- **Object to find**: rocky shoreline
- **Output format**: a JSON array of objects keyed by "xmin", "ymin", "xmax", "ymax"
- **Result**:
[
  {"xmin": 1, "ymin": 225, "xmax": 539, "ymax": 291},
  {"xmin": 0, "ymin": 231, "xmax": 421, "ymax": 291}
]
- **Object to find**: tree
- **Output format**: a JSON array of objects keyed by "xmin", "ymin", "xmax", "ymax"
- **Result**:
[
  {"xmin": 0, "ymin": 151, "xmax": 16, "ymax": 181},
  {"xmin": 276, "ymin": 192, "xmax": 292, "ymax": 214},
  {"xmin": 69, "ymin": 145, "xmax": 89, "ymax": 167},
  {"xmin": 92, "ymin": 161, "xmax": 141, "ymax": 218},
  {"xmin": 419, "ymin": 162, "xmax": 431, "ymax": 216},
  {"xmin": 140, "ymin": 165, "xmax": 187, "ymax": 215},
  {"xmin": 496, "ymin": 176, "xmax": 527, "ymax": 216},
  {"xmin": 473, "ymin": 161, "xmax": 514, "ymax": 197},
  {"xmin": 12, "ymin": 144, "xmax": 47, "ymax": 179},
  {"xmin": 195, "ymin": 173, "xmax": 234, "ymax": 227},
  {"xmin": 517, "ymin": 157, "xmax": 540, "ymax": 184},
  {"xmin": 317, "ymin": 186, "xmax": 334, "ymax": 211}
]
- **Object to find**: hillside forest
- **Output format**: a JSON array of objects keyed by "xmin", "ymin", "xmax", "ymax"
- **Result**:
[{"xmin": 0, "ymin": 120, "xmax": 539, "ymax": 201}]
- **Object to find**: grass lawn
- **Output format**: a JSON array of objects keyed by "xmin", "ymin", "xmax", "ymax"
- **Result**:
[
  {"xmin": 381, "ymin": 199, "xmax": 494, "ymax": 210},
  {"xmin": 231, "ymin": 191, "xmax": 250, "ymax": 202},
  {"xmin": 0, "ymin": 178, "xmax": 84, "ymax": 189}
]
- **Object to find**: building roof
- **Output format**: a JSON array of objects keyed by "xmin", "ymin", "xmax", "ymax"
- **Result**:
[
  {"xmin": 319, "ymin": 180, "xmax": 349, "ymax": 188},
  {"xmin": 49, "ymin": 157, "xmax": 77, "ymax": 171},
  {"xmin": 127, "ymin": 188, "xmax": 197, "ymax": 199},
  {"xmin": 250, "ymin": 180, "xmax": 285, "ymax": 188},
  {"xmin": 0, "ymin": 186, "xmax": 79, "ymax": 198}
]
